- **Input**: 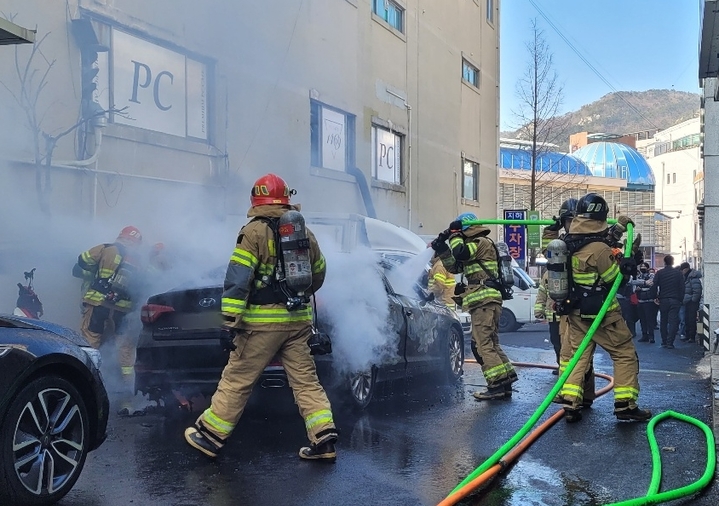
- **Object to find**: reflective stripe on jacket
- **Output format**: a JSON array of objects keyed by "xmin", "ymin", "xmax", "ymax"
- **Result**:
[
  {"xmin": 439, "ymin": 225, "xmax": 502, "ymax": 309},
  {"xmin": 79, "ymin": 243, "xmax": 133, "ymax": 312},
  {"xmin": 222, "ymin": 204, "xmax": 326, "ymax": 331},
  {"xmin": 569, "ymin": 239, "xmax": 621, "ymax": 314},
  {"xmin": 428, "ymin": 257, "xmax": 456, "ymax": 307}
]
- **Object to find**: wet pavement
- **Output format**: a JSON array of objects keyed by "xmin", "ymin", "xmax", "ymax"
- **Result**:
[{"xmin": 61, "ymin": 324, "xmax": 717, "ymax": 506}]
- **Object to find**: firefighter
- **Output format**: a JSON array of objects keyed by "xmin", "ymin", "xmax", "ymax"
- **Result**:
[
  {"xmin": 428, "ymin": 251, "xmax": 457, "ymax": 308},
  {"xmin": 74, "ymin": 226, "xmax": 143, "ymax": 397},
  {"xmin": 431, "ymin": 213, "xmax": 517, "ymax": 401},
  {"xmin": 184, "ymin": 173, "xmax": 337, "ymax": 461},
  {"xmin": 559, "ymin": 193, "xmax": 651, "ymax": 423}
]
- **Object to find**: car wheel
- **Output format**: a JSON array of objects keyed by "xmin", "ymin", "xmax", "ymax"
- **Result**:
[
  {"xmin": 445, "ymin": 326, "xmax": 465, "ymax": 382},
  {"xmin": 348, "ymin": 367, "xmax": 377, "ymax": 410},
  {"xmin": 0, "ymin": 375, "xmax": 90, "ymax": 506},
  {"xmin": 498, "ymin": 308, "xmax": 520, "ymax": 333}
]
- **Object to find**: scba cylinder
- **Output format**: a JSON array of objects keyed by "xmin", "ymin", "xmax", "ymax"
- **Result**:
[
  {"xmin": 546, "ymin": 239, "xmax": 569, "ymax": 302},
  {"xmin": 278, "ymin": 210, "xmax": 313, "ymax": 295}
]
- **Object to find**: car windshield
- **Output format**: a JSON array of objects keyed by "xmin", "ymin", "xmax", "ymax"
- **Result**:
[{"xmin": 514, "ymin": 266, "xmax": 537, "ymax": 290}]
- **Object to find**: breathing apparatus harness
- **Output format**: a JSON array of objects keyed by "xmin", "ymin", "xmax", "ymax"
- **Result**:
[
  {"xmin": 244, "ymin": 211, "xmax": 331, "ymax": 355},
  {"xmin": 476, "ymin": 238, "xmax": 514, "ymax": 301}
]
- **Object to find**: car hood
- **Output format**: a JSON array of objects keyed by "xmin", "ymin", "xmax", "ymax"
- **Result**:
[{"xmin": 0, "ymin": 314, "xmax": 89, "ymax": 347}]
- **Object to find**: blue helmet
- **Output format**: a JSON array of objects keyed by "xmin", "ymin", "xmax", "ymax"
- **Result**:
[{"xmin": 456, "ymin": 212, "xmax": 477, "ymax": 231}]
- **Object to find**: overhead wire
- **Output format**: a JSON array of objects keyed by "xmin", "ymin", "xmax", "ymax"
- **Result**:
[{"xmin": 526, "ymin": 0, "xmax": 665, "ymax": 132}]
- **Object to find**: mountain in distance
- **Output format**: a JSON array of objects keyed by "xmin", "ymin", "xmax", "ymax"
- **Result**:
[{"xmin": 502, "ymin": 89, "xmax": 701, "ymax": 148}]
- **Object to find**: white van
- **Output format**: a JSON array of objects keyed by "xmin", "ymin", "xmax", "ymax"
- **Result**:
[{"xmin": 456, "ymin": 262, "xmax": 539, "ymax": 334}]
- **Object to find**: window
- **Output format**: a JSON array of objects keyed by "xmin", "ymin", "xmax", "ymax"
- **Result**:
[
  {"xmin": 486, "ymin": 0, "xmax": 494, "ymax": 24},
  {"xmin": 373, "ymin": 0, "xmax": 404, "ymax": 32},
  {"xmin": 311, "ymin": 101, "xmax": 356, "ymax": 172},
  {"xmin": 673, "ymin": 173, "xmax": 677, "ymax": 183},
  {"xmin": 372, "ymin": 125, "xmax": 402, "ymax": 184},
  {"xmin": 462, "ymin": 59, "xmax": 479, "ymax": 88},
  {"xmin": 667, "ymin": 173, "xmax": 671, "ymax": 184},
  {"xmin": 462, "ymin": 159, "xmax": 479, "ymax": 200}
]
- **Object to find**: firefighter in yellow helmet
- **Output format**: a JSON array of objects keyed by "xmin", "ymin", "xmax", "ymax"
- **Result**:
[
  {"xmin": 427, "ymin": 250, "xmax": 456, "ymax": 308},
  {"xmin": 558, "ymin": 193, "xmax": 651, "ymax": 423},
  {"xmin": 74, "ymin": 226, "xmax": 143, "ymax": 399},
  {"xmin": 184, "ymin": 173, "xmax": 337, "ymax": 460},
  {"xmin": 431, "ymin": 213, "xmax": 517, "ymax": 401}
]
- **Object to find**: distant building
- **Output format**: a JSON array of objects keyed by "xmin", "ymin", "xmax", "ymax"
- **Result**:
[
  {"xmin": 499, "ymin": 138, "xmax": 657, "ymax": 266},
  {"xmin": 639, "ymin": 118, "xmax": 702, "ymax": 268}
]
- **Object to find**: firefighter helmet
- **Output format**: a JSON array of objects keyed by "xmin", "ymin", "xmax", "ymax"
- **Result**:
[
  {"xmin": 117, "ymin": 226, "xmax": 142, "ymax": 246},
  {"xmin": 456, "ymin": 212, "xmax": 478, "ymax": 231},
  {"xmin": 576, "ymin": 193, "xmax": 609, "ymax": 221},
  {"xmin": 558, "ymin": 198, "xmax": 578, "ymax": 226},
  {"xmin": 251, "ymin": 173, "xmax": 293, "ymax": 206}
]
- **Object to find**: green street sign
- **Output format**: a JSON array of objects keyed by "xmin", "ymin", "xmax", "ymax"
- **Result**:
[{"xmin": 527, "ymin": 210, "xmax": 541, "ymax": 248}]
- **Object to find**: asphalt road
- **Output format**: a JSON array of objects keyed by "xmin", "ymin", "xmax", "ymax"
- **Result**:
[{"xmin": 61, "ymin": 324, "xmax": 717, "ymax": 506}]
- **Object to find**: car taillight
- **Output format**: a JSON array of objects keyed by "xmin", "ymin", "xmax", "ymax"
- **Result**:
[{"xmin": 141, "ymin": 304, "xmax": 175, "ymax": 324}]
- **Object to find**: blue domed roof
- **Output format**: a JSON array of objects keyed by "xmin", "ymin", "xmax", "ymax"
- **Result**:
[
  {"xmin": 500, "ymin": 147, "xmax": 592, "ymax": 175},
  {"xmin": 572, "ymin": 142, "xmax": 655, "ymax": 188}
]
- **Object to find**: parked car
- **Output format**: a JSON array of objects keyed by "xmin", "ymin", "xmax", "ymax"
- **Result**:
[
  {"xmin": 134, "ymin": 214, "xmax": 465, "ymax": 410},
  {"xmin": 0, "ymin": 315, "xmax": 109, "ymax": 506}
]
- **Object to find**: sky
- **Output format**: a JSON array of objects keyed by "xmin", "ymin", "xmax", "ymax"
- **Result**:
[{"xmin": 500, "ymin": 0, "xmax": 703, "ymax": 130}]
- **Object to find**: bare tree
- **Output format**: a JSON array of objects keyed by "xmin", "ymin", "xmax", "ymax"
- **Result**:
[
  {"xmin": 0, "ymin": 14, "xmax": 126, "ymax": 215},
  {"xmin": 511, "ymin": 19, "xmax": 572, "ymax": 212}
]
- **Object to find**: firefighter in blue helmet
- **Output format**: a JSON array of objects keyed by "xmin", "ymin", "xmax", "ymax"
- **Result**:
[{"xmin": 431, "ymin": 213, "xmax": 517, "ymax": 400}]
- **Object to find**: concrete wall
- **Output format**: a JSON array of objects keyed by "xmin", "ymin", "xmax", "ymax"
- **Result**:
[{"xmin": 701, "ymin": 78, "xmax": 718, "ymax": 331}]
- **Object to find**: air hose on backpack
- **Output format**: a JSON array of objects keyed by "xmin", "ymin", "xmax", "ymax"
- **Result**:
[{"xmin": 438, "ymin": 220, "xmax": 715, "ymax": 506}]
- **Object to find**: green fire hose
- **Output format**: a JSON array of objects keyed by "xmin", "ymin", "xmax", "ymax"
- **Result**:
[{"xmin": 443, "ymin": 219, "xmax": 716, "ymax": 505}]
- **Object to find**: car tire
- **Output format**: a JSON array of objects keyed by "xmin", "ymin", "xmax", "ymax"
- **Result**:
[
  {"xmin": 348, "ymin": 367, "xmax": 377, "ymax": 410},
  {"xmin": 0, "ymin": 375, "xmax": 90, "ymax": 506},
  {"xmin": 445, "ymin": 326, "xmax": 464, "ymax": 383},
  {"xmin": 498, "ymin": 308, "xmax": 520, "ymax": 333}
]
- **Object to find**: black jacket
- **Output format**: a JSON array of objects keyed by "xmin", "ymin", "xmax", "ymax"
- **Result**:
[{"xmin": 649, "ymin": 266, "xmax": 685, "ymax": 302}]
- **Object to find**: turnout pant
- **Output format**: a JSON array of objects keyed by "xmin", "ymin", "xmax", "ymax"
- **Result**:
[
  {"xmin": 659, "ymin": 298, "xmax": 682, "ymax": 346},
  {"xmin": 557, "ymin": 316, "xmax": 595, "ymax": 403},
  {"xmin": 560, "ymin": 311, "xmax": 640, "ymax": 411},
  {"xmin": 197, "ymin": 326, "xmax": 335, "ymax": 445},
  {"xmin": 684, "ymin": 301, "xmax": 700, "ymax": 341},
  {"xmin": 469, "ymin": 302, "xmax": 515, "ymax": 388},
  {"xmin": 80, "ymin": 303, "xmax": 135, "ymax": 377}
]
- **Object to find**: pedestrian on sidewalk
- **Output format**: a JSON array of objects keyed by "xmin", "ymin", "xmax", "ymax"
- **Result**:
[
  {"xmin": 649, "ymin": 255, "xmax": 685, "ymax": 349},
  {"xmin": 680, "ymin": 262, "xmax": 703, "ymax": 343}
]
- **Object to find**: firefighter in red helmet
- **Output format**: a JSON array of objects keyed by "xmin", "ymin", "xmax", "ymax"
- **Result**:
[
  {"xmin": 73, "ymin": 226, "xmax": 143, "ymax": 413},
  {"xmin": 185, "ymin": 173, "xmax": 337, "ymax": 461}
]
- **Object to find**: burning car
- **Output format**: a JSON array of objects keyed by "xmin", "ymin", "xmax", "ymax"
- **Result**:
[{"xmin": 134, "ymin": 214, "xmax": 465, "ymax": 410}]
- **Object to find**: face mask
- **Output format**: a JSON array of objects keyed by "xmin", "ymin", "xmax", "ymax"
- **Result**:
[{"xmin": 640, "ymin": 269, "xmax": 648, "ymax": 273}]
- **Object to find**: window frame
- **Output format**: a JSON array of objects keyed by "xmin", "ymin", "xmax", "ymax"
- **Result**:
[
  {"xmin": 462, "ymin": 158, "xmax": 479, "ymax": 201},
  {"xmin": 371, "ymin": 124, "xmax": 403, "ymax": 186},
  {"xmin": 310, "ymin": 100, "xmax": 356, "ymax": 173},
  {"xmin": 373, "ymin": 0, "xmax": 405, "ymax": 33},
  {"xmin": 486, "ymin": 0, "xmax": 495, "ymax": 25},
  {"xmin": 462, "ymin": 58, "xmax": 480, "ymax": 88}
]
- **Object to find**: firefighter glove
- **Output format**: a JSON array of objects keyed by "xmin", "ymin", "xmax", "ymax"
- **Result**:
[
  {"xmin": 454, "ymin": 282, "xmax": 467, "ymax": 296},
  {"xmin": 620, "ymin": 257, "xmax": 638, "ymax": 277},
  {"xmin": 431, "ymin": 233, "xmax": 450, "ymax": 253},
  {"xmin": 545, "ymin": 216, "xmax": 563, "ymax": 232},
  {"xmin": 219, "ymin": 327, "xmax": 237, "ymax": 352},
  {"xmin": 616, "ymin": 215, "xmax": 635, "ymax": 231}
]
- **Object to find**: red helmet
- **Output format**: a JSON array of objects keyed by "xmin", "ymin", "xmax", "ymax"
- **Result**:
[
  {"xmin": 250, "ymin": 173, "xmax": 292, "ymax": 206},
  {"xmin": 117, "ymin": 226, "xmax": 142, "ymax": 246}
]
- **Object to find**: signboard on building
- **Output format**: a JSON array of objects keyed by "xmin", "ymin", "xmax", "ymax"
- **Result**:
[
  {"xmin": 110, "ymin": 29, "xmax": 208, "ymax": 139},
  {"xmin": 372, "ymin": 126, "xmax": 402, "ymax": 184},
  {"xmin": 527, "ymin": 210, "xmax": 541, "ymax": 248},
  {"xmin": 503, "ymin": 210, "xmax": 526, "ymax": 267}
]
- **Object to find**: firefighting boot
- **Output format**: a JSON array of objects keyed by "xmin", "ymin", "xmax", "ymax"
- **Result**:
[
  {"xmin": 473, "ymin": 384, "xmax": 508, "ymax": 401},
  {"xmin": 299, "ymin": 431, "xmax": 338, "ymax": 462},
  {"xmin": 184, "ymin": 422, "xmax": 226, "ymax": 458},
  {"xmin": 614, "ymin": 402, "xmax": 652, "ymax": 422},
  {"xmin": 563, "ymin": 406, "xmax": 583, "ymax": 423}
]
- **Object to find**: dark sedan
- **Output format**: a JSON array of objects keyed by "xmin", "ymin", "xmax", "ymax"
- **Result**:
[
  {"xmin": 0, "ymin": 315, "xmax": 109, "ymax": 506},
  {"xmin": 134, "ymin": 257, "xmax": 465, "ymax": 410}
]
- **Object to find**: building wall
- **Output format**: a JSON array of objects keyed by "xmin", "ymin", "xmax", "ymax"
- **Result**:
[
  {"xmin": 643, "ymin": 118, "xmax": 701, "ymax": 265},
  {"xmin": 701, "ymin": 77, "xmax": 718, "ymax": 328},
  {"xmin": 0, "ymin": 0, "xmax": 500, "ymax": 235}
]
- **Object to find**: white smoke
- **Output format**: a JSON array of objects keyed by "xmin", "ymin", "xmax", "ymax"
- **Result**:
[
  {"xmin": 315, "ymin": 241, "xmax": 396, "ymax": 375},
  {"xmin": 385, "ymin": 247, "xmax": 434, "ymax": 298}
]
